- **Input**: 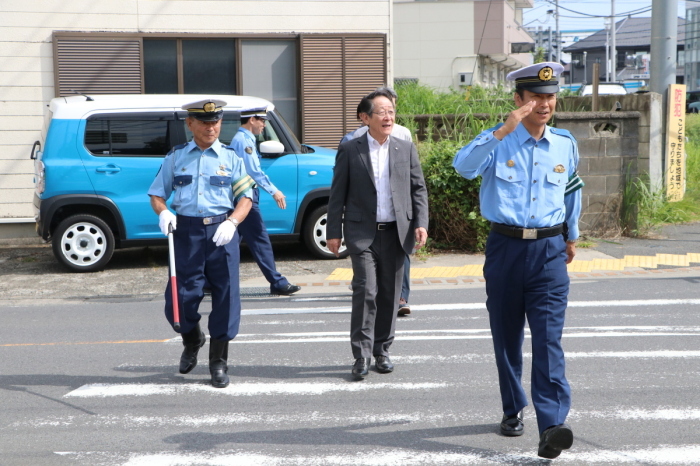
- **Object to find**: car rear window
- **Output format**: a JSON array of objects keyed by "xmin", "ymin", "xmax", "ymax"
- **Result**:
[{"xmin": 85, "ymin": 113, "xmax": 173, "ymax": 157}]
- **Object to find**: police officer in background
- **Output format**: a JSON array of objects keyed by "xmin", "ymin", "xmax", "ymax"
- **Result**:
[
  {"xmin": 231, "ymin": 106, "xmax": 301, "ymax": 296},
  {"xmin": 149, "ymin": 98, "xmax": 254, "ymax": 389},
  {"xmin": 453, "ymin": 62, "xmax": 583, "ymax": 459}
]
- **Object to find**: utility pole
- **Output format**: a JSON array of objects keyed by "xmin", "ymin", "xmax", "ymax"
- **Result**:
[
  {"xmin": 650, "ymin": 0, "xmax": 678, "ymax": 193},
  {"xmin": 650, "ymin": 0, "xmax": 677, "ymax": 99},
  {"xmin": 555, "ymin": 0, "xmax": 560, "ymax": 63},
  {"xmin": 548, "ymin": 27, "xmax": 553, "ymax": 62},
  {"xmin": 611, "ymin": 0, "xmax": 617, "ymax": 82}
]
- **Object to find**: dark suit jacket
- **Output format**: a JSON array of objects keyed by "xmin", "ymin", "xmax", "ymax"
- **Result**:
[{"xmin": 327, "ymin": 133, "xmax": 429, "ymax": 255}]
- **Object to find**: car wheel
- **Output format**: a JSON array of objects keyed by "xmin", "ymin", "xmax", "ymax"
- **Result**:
[
  {"xmin": 303, "ymin": 205, "xmax": 349, "ymax": 259},
  {"xmin": 52, "ymin": 214, "xmax": 115, "ymax": 272}
]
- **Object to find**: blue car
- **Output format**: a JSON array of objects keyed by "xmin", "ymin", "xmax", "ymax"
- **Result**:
[{"xmin": 31, "ymin": 94, "xmax": 348, "ymax": 272}]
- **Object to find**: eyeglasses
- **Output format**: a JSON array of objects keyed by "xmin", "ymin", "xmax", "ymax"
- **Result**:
[{"xmin": 370, "ymin": 110, "xmax": 396, "ymax": 117}]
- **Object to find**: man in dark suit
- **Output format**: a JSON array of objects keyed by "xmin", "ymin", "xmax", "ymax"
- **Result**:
[{"xmin": 327, "ymin": 89, "xmax": 429, "ymax": 380}]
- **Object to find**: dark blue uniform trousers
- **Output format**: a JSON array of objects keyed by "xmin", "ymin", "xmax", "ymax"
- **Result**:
[
  {"xmin": 483, "ymin": 231, "xmax": 571, "ymax": 435},
  {"xmin": 236, "ymin": 188, "xmax": 289, "ymax": 291},
  {"xmin": 164, "ymin": 216, "xmax": 242, "ymax": 341}
]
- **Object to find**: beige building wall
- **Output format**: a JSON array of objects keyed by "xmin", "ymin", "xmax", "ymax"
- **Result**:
[
  {"xmin": 394, "ymin": 1, "xmax": 475, "ymax": 90},
  {"xmin": 0, "ymin": 0, "xmax": 391, "ymax": 222},
  {"xmin": 394, "ymin": 0, "xmax": 533, "ymax": 91}
]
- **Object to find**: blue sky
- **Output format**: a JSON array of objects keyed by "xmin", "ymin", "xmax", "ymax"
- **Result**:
[{"xmin": 523, "ymin": 0, "xmax": 689, "ymax": 32}]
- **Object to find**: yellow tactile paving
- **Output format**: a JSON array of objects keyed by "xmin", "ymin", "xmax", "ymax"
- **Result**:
[
  {"xmin": 656, "ymin": 254, "xmax": 690, "ymax": 266},
  {"xmin": 325, "ymin": 252, "xmax": 700, "ymax": 281}
]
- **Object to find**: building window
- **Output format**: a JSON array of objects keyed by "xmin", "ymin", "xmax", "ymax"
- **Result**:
[
  {"xmin": 143, "ymin": 40, "xmax": 178, "ymax": 94},
  {"xmin": 143, "ymin": 39, "xmax": 236, "ymax": 94}
]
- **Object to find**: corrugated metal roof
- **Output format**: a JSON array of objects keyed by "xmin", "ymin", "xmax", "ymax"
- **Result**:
[{"xmin": 563, "ymin": 17, "xmax": 685, "ymax": 52}]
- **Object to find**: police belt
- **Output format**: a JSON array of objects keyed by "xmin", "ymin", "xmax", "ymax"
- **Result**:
[
  {"xmin": 490, "ymin": 222, "xmax": 564, "ymax": 240},
  {"xmin": 377, "ymin": 222, "xmax": 397, "ymax": 231},
  {"xmin": 177, "ymin": 211, "xmax": 233, "ymax": 226}
]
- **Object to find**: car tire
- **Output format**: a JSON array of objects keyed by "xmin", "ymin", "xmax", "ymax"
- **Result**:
[
  {"xmin": 52, "ymin": 214, "xmax": 115, "ymax": 272},
  {"xmin": 303, "ymin": 204, "xmax": 349, "ymax": 259}
]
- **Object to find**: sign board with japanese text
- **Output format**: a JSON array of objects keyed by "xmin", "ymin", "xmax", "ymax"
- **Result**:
[{"xmin": 665, "ymin": 84, "xmax": 686, "ymax": 201}]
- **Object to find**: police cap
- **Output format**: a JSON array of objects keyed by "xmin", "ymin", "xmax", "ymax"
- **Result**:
[
  {"xmin": 182, "ymin": 98, "xmax": 226, "ymax": 121},
  {"xmin": 506, "ymin": 62, "xmax": 565, "ymax": 94},
  {"xmin": 240, "ymin": 106, "xmax": 270, "ymax": 120}
]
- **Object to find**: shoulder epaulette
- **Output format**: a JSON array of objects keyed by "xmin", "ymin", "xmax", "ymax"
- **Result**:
[
  {"xmin": 166, "ymin": 142, "xmax": 187, "ymax": 155},
  {"xmin": 550, "ymin": 127, "xmax": 577, "ymax": 143}
]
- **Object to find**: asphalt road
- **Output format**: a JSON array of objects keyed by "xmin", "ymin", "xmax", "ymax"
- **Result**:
[{"xmin": 2, "ymin": 267, "xmax": 700, "ymax": 465}]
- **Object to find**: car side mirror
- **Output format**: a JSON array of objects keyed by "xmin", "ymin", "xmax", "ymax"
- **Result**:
[{"xmin": 259, "ymin": 140, "xmax": 285, "ymax": 158}]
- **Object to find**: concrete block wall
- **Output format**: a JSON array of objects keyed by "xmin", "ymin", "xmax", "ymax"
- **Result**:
[{"xmin": 554, "ymin": 111, "xmax": 641, "ymax": 235}]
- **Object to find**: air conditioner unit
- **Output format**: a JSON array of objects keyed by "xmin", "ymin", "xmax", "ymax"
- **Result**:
[{"xmin": 458, "ymin": 72, "xmax": 473, "ymax": 86}]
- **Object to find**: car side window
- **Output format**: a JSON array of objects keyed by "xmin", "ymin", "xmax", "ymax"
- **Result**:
[{"xmin": 85, "ymin": 113, "xmax": 172, "ymax": 157}]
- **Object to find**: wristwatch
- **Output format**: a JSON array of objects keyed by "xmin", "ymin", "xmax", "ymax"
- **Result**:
[{"xmin": 227, "ymin": 217, "xmax": 239, "ymax": 227}]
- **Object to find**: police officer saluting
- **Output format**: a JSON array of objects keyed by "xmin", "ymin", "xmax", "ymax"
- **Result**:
[
  {"xmin": 453, "ymin": 62, "xmax": 583, "ymax": 459},
  {"xmin": 231, "ymin": 106, "xmax": 301, "ymax": 296},
  {"xmin": 148, "ymin": 98, "xmax": 254, "ymax": 388}
]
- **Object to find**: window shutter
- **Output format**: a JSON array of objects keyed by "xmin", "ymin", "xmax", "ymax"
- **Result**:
[
  {"xmin": 300, "ymin": 35, "xmax": 387, "ymax": 148},
  {"xmin": 54, "ymin": 35, "xmax": 143, "ymax": 97},
  {"xmin": 343, "ymin": 37, "xmax": 386, "ymax": 137},
  {"xmin": 300, "ymin": 36, "xmax": 345, "ymax": 148}
]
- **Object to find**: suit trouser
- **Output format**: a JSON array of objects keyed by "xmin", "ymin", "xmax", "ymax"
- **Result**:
[
  {"xmin": 483, "ymin": 231, "xmax": 571, "ymax": 435},
  {"xmin": 349, "ymin": 227, "xmax": 405, "ymax": 359},
  {"xmin": 164, "ymin": 216, "xmax": 242, "ymax": 341},
  {"xmin": 237, "ymin": 188, "xmax": 288, "ymax": 290},
  {"xmin": 400, "ymin": 254, "xmax": 411, "ymax": 302}
]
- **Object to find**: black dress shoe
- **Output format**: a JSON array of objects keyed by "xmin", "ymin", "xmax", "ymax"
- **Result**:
[
  {"xmin": 375, "ymin": 355, "xmax": 394, "ymax": 373},
  {"xmin": 499, "ymin": 411, "xmax": 524, "ymax": 437},
  {"xmin": 179, "ymin": 327, "xmax": 206, "ymax": 374},
  {"xmin": 271, "ymin": 283, "xmax": 301, "ymax": 295},
  {"xmin": 352, "ymin": 358, "xmax": 370, "ymax": 379},
  {"xmin": 538, "ymin": 424, "xmax": 574, "ymax": 459}
]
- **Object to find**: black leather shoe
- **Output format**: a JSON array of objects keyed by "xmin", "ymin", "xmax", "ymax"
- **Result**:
[
  {"xmin": 375, "ymin": 355, "xmax": 394, "ymax": 373},
  {"xmin": 271, "ymin": 283, "xmax": 301, "ymax": 295},
  {"xmin": 209, "ymin": 338, "xmax": 230, "ymax": 388},
  {"xmin": 538, "ymin": 424, "xmax": 574, "ymax": 459},
  {"xmin": 352, "ymin": 358, "xmax": 370, "ymax": 379},
  {"xmin": 500, "ymin": 411, "xmax": 524, "ymax": 437},
  {"xmin": 179, "ymin": 326, "xmax": 206, "ymax": 374}
]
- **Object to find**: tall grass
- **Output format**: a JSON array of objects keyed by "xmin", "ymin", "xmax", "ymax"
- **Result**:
[{"xmin": 621, "ymin": 113, "xmax": 700, "ymax": 236}]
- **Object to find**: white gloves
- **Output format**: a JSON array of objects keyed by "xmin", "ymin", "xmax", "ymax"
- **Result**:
[
  {"xmin": 213, "ymin": 219, "xmax": 236, "ymax": 246},
  {"xmin": 159, "ymin": 210, "xmax": 177, "ymax": 236}
]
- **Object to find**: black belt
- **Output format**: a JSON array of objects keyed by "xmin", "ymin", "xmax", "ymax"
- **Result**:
[
  {"xmin": 490, "ymin": 222, "xmax": 563, "ymax": 239},
  {"xmin": 177, "ymin": 211, "xmax": 232, "ymax": 226},
  {"xmin": 377, "ymin": 222, "xmax": 397, "ymax": 231}
]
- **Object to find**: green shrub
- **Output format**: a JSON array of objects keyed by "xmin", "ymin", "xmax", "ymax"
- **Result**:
[{"xmin": 418, "ymin": 138, "xmax": 490, "ymax": 251}]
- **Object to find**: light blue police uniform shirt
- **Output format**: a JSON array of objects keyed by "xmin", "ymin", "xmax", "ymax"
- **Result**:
[
  {"xmin": 453, "ymin": 123, "xmax": 581, "ymax": 241},
  {"xmin": 148, "ymin": 139, "xmax": 252, "ymax": 217},
  {"xmin": 231, "ymin": 127, "xmax": 278, "ymax": 196}
]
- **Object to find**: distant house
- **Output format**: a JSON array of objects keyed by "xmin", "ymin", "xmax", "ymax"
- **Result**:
[
  {"xmin": 393, "ymin": 0, "xmax": 535, "ymax": 91},
  {"xmin": 563, "ymin": 17, "xmax": 685, "ymax": 88}
]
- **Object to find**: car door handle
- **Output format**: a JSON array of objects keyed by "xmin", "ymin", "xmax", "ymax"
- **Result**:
[
  {"xmin": 96, "ymin": 164, "xmax": 121, "ymax": 174},
  {"xmin": 309, "ymin": 171, "xmax": 317, "ymax": 176}
]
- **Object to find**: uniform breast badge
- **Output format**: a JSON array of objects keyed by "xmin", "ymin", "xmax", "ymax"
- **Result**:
[
  {"xmin": 554, "ymin": 164, "xmax": 565, "ymax": 173},
  {"xmin": 507, "ymin": 160, "xmax": 515, "ymax": 167},
  {"xmin": 245, "ymin": 147, "xmax": 253, "ymax": 154}
]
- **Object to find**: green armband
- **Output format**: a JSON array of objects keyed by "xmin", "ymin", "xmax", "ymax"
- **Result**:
[
  {"xmin": 565, "ymin": 171, "xmax": 584, "ymax": 196},
  {"xmin": 232, "ymin": 174, "xmax": 256, "ymax": 201}
]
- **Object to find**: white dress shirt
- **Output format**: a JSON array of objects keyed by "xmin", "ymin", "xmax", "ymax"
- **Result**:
[{"xmin": 366, "ymin": 132, "xmax": 396, "ymax": 222}]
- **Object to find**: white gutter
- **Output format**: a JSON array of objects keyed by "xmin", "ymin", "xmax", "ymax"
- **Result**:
[{"xmin": 0, "ymin": 218, "xmax": 34, "ymax": 224}]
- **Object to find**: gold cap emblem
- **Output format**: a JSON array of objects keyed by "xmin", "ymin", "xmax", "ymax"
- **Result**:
[
  {"xmin": 245, "ymin": 147, "xmax": 253, "ymax": 154},
  {"xmin": 203, "ymin": 102, "xmax": 216, "ymax": 112},
  {"xmin": 538, "ymin": 66, "xmax": 554, "ymax": 81},
  {"xmin": 554, "ymin": 164, "xmax": 565, "ymax": 173},
  {"xmin": 507, "ymin": 160, "xmax": 515, "ymax": 167}
]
